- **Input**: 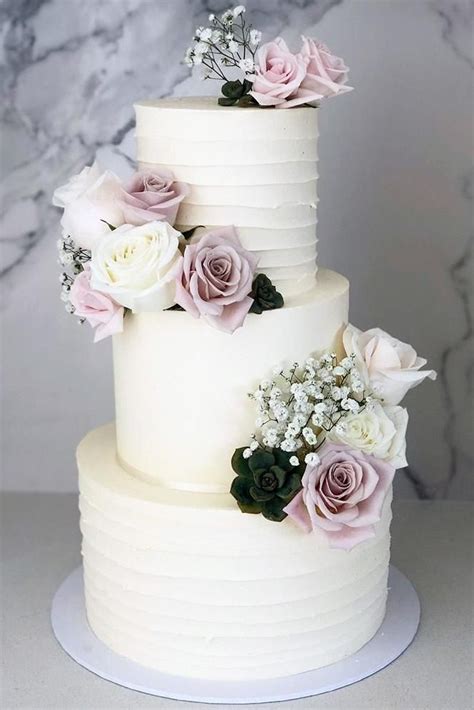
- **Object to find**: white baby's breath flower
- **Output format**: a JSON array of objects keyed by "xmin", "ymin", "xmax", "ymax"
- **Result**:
[
  {"xmin": 243, "ymin": 448, "xmax": 252, "ymax": 459},
  {"xmin": 290, "ymin": 456, "xmax": 300, "ymax": 467},
  {"xmin": 194, "ymin": 41, "xmax": 209, "ymax": 55},
  {"xmin": 200, "ymin": 27, "xmax": 212, "ymax": 41},
  {"xmin": 238, "ymin": 58, "xmax": 254, "ymax": 72},
  {"xmin": 211, "ymin": 29, "xmax": 221, "ymax": 43},
  {"xmin": 250, "ymin": 440, "xmax": 259, "ymax": 451},
  {"xmin": 65, "ymin": 302, "xmax": 75, "ymax": 314},
  {"xmin": 302, "ymin": 427, "xmax": 317, "ymax": 445},
  {"xmin": 233, "ymin": 5, "xmax": 246, "ymax": 17},
  {"xmin": 305, "ymin": 452, "xmax": 320, "ymax": 466},
  {"xmin": 250, "ymin": 29, "xmax": 262, "ymax": 45},
  {"xmin": 228, "ymin": 39, "xmax": 238, "ymax": 52},
  {"xmin": 195, "ymin": 26, "xmax": 204, "ymax": 38},
  {"xmin": 221, "ymin": 9, "xmax": 234, "ymax": 24},
  {"xmin": 209, "ymin": 13, "xmax": 215, "ymax": 21},
  {"xmin": 183, "ymin": 47, "xmax": 194, "ymax": 66}
]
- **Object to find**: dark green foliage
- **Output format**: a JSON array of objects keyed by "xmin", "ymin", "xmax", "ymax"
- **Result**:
[{"xmin": 230, "ymin": 447, "xmax": 303, "ymax": 522}]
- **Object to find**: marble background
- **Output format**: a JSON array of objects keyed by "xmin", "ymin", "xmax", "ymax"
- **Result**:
[{"xmin": 1, "ymin": 0, "xmax": 472, "ymax": 497}]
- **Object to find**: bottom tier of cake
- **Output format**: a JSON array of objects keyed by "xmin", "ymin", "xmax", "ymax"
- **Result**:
[{"xmin": 78, "ymin": 424, "xmax": 392, "ymax": 681}]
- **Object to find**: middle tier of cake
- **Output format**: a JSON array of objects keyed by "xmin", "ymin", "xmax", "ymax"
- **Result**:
[{"xmin": 113, "ymin": 269, "xmax": 349, "ymax": 493}]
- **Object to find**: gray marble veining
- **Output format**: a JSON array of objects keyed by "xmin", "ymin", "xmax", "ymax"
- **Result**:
[{"xmin": 1, "ymin": 0, "xmax": 473, "ymax": 497}]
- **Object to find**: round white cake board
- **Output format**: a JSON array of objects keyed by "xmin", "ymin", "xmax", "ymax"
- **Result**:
[{"xmin": 51, "ymin": 565, "xmax": 420, "ymax": 704}]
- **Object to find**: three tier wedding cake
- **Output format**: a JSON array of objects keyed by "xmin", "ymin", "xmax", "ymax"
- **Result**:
[{"xmin": 53, "ymin": 6, "xmax": 435, "ymax": 682}]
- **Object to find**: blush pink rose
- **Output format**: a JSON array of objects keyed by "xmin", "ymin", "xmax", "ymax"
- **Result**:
[
  {"xmin": 249, "ymin": 38, "xmax": 310, "ymax": 108},
  {"xmin": 69, "ymin": 265, "xmax": 124, "ymax": 342},
  {"xmin": 284, "ymin": 443, "xmax": 394, "ymax": 550},
  {"xmin": 120, "ymin": 170, "xmax": 189, "ymax": 227},
  {"xmin": 175, "ymin": 226, "xmax": 258, "ymax": 334},
  {"xmin": 296, "ymin": 37, "xmax": 353, "ymax": 103}
]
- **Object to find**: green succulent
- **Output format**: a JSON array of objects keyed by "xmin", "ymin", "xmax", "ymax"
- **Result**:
[
  {"xmin": 249, "ymin": 274, "xmax": 284, "ymax": 314},
  {"xmin": 230, "ymin": 447, "xmax": 304, "ymax": 522}
]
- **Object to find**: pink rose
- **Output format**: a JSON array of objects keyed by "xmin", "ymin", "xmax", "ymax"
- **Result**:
[
  {"xmin": 69, "ymin": 266, "xmax": 124, "ymax": 342},
  {"xmin": 284, "ymin": 443, "xmax": 394, "ymax": 550},
  {"xmin": 120, "ymin": 170, "xmax": 189, "ymax": 227},
  {"xmin": 249, "ymin": 38, "xmax": 308, "ymax": 108},
  {"xmin": 175, "ymin": 226, "xmax": 258, "ymax": 334},
  {"xmin": 297, "ymin": 37, "xmax": 353, "ymax": 102}
]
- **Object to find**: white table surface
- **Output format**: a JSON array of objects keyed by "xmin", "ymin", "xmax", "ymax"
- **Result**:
[{"xmin": 1, "ymin": 494, "xmax": 472, "ymax": 710}]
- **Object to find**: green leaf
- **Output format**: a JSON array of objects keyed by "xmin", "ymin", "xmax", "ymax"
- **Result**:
[
  {"xmin": 249, "ymin": 300, "xmax": 263, "ymax": 315},
  {"xmin": 100, "ymin": 219, "xmax": 117, "ymax": 231},
  {"xmin": 231, "ymin": 477, "xmax": 262, "ymax": 514},
  {"xmin": 276, "ymin": 473, "xmax": 303, "ymax": 500},
  {"xmin": 181, "ymin": 225, "xmax": 205, "ymax": 240},
  {"xmin": 231, "ymin": 448, "xmax": 253, "ymax": 478},
  {"xmin": 248, "ymin": 450, "xmax": 275, "ymax": 475},
  {"xmin": 261, "ymin": 497, "xmax": 287, "ymax": 522},
  {"xmin": 249, "ymin": 485, "xmax": 274, "ymax": 502},
  {"xmin": 218, "ymin": 97, "xmax": 237, "ymax": 106},
  {"xmin": 269, "ymin": 465, "xmax": 287, "ymax": 488},
  {"xmin": 273, "ymin": 449, "xmax": 293, "ymax": 471},
  {"xmin": 222, "ymin": 80, "xmax": 245, "ymax": 99},
  {"xmin": 237, "ymin": 94, "xmax": 257, "ymax": 108}
]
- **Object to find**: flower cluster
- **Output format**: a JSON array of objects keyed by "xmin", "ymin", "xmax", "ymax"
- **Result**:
[
  {"xmin": 53, "ymin": 162, "xmax": 284, "ymax": 340},
  {"xmin": 230, "ymin": 327, "xmax": 436, "ymax": 549},
  {"xmin": 184, "ymin": 6, "xmax": 261, "ymax": 106},
  {"xmin": 184, "ymin": 6, "xmax": 352, "ymax": 108},
  {"xmin": 246, "ymin": 352, "xmax": 367, "ymax": 462}
]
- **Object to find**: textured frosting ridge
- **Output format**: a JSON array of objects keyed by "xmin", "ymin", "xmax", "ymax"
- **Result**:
[
  {"xmin": 113, "ymin": 269, "xmax": 349, "ymax": 491},
  {"xmin": 78, "ymin": 424, "xmax": 392, "ymax": 681},
  {"xmin": 135, "ymin": 98, "xmax": 319, "ymax": 298}
]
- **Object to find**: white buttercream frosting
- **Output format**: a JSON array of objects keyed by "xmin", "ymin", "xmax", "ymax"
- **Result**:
[
  {"xmin": 78, "ymin": 423, "xmax": 392, "ymax": 680},
  {"xmin": 134, "ymin": 98, "xmax": 319, "ymax": 298},
  {"xmin": 113, "ymin": 269, "xmax": 349, "ymax": 492}
]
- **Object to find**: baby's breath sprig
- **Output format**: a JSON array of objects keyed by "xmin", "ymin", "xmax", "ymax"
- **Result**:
[
  {"xmin": 56, "ymin": 235, "xmax": 91, "ymax": 317},
  {"xmin": 246, "ymin": 352, "xmax": 369, "ymax": 466},
  {"xmin": 183, "ymin": 5, "xmax": 262, "ymax": 107}
]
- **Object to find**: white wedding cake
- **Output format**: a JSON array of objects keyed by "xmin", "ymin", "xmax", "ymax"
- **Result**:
[{"xmin": 53, "ymin": 7, "xmax": 435, "ymax": 683}]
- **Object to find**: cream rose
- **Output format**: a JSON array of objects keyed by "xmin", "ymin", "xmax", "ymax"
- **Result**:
[
  {"xmin": 343, "ymin": 324, "xmax": 437, "ymax": 405},
  {"xmin": 328, "ymin": 402, "xmax": 408, "ymax": 469},
  {"xmin": 90, "ymin": 221, "xmax": 182, "ymax": 313},
  {"xmin": 52, "ymin": 162, "xmax": 124, "ymax": 251}
]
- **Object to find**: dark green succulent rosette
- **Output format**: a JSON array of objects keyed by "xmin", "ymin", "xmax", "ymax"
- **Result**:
[
  {"xmin": 230, "ymin": 448, "xmax": 304, "ymax": 522},
  {"xmin": 249, "ymin": 274, "xmax": 284, "ymax": 314}
]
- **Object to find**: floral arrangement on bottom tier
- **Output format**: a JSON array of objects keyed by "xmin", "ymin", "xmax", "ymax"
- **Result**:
[
  {"xmin": 53, "ymin": 162, "xmax": 283, "ymax": 340},
  {"xmin": 230, "ymin": 326, "xmax": 436, "ymax": 550}
]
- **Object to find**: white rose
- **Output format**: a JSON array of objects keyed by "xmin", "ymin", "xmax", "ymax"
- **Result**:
[
  {"xmin": 343, "ymin": 324, "xmax": 436, "ymax": 405},
  {"xmin": 328, "ymin": 402, "xmax": 408, "ymax": 469},
  {"xmin": 52, "ymin": 162, "xmax": 124, "ymax": 251},
  {"xmin": 90, "ymin": 221, "xmax": 182, "ymax": 313}
]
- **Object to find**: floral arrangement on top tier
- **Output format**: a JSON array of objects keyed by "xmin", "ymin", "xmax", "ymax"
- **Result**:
[
  {"xmin": 184, "ymin": 5, "xmax": 352, "ymax": 108},
  {"xmin": 53, "ymin": 163, "xmax": 283, "ymax": 341},
  {"xmin": 230, "ymin": 327, "xmax": 436, "ymax": 549}
]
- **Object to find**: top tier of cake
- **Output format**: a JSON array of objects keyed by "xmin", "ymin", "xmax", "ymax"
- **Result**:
[{"xmin": 135, "ymin": 97, "xmax": 319, "ymax": 298}]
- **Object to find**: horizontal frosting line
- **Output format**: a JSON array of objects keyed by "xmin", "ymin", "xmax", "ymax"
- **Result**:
[
  {"xmin": 84, "ymin": 565, "xmax": 388, "ymax": 628},
  {"xmin": 85, "ymin": 579, "xmax": 387, "ymax": 639},
  {"xmin": 80, "ymin": 490, "xmax": 391, "ymax": 559},
  {"xmin": 86, "ymin": 596, "xmax": 386, "ymax": 657},
  {"xmin": 87, "ymin": 612, "xmax": 385, "ymax": 679},
  {"xmin": 254, "ymin": 246, "xmax": 316, "ymax": 268},
  {"xmin": 176, "ymin": 224, "xmax": 317, "ymax": 250},
  {"xmin": 136, "ymin": 138, "xmax": 317, "ymax": 165},
  {"xmin": 139, "ymin": 161, "xmax": 319, "ymax": 185},
  {"xmin": 81, "ymin": 529, "xmax": 391, "ymax": 582},
  {"xmin": 177, "ymin": 203, "xmax": 317, "ymax": 229},
  {"xmin": 183, "ymin": 181, "xmax": 317, "ymax": 208},
  {"xmin": 80, "ymin": 496, "xmax": 390, "ymax": 564}
]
